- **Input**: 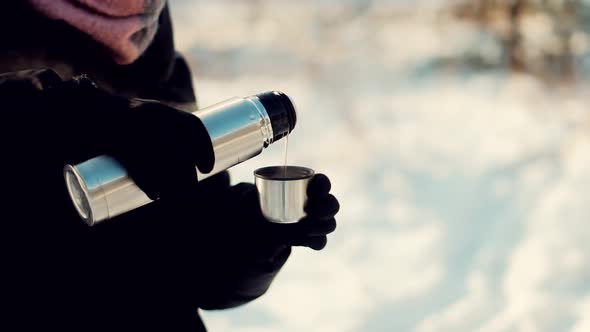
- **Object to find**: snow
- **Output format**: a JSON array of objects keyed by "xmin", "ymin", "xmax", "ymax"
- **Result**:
[{"xmin": 170, "ymin": 1, "xmax": 590, "ymax": 331}]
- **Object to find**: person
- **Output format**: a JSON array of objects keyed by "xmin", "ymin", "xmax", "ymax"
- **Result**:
[{"xmin": 0, "ymin": 1, "xmax": 339, "ymax": 331}]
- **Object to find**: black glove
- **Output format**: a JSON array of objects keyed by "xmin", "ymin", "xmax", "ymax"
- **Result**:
[
  {"xmin": 1, "ymin": 68, "xmax": 218, "ymax": 313},
  {"xmin": 3, "ymin": 68, "xmax": 214, "ymax": 204},
  {"xmin": 182, "ymin": 173, "xmax": 339, "ymax": 254},
  {"xmin": 244, "ymin": 173, "xmax": 339, "ymax": 250},
  {"xmin": 146, "ymin": 173, "xmax": 338, "ymax": 310},
  {"xmin": 1, "ymin": 69, "xmax": 219, "ymax": 329}
]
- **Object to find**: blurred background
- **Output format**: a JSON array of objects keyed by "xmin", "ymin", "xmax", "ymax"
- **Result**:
[{"xmin": 170, "ymin": 1, "xmax": 590, "ymax": 331}]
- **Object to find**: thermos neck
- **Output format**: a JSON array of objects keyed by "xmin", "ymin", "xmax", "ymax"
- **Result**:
[{"xmin": 256, "ymin": 91, "xmax": 297, "ymax": 142}]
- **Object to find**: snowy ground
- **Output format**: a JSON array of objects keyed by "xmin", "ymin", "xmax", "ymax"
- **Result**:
[{"xmin": 170, "ymin": 1, "xmax": 590, "ymax": 331}]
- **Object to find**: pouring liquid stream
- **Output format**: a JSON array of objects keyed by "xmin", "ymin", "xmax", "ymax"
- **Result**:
[{"xmin": 283, "ymin": 135, "xmax": 289, "ymax": 177}]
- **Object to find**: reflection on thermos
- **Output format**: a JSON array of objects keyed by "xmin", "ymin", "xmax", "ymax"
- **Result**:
[{"xmin": 64, "ymin": 91, "xmax": 297, "ymax": 226}]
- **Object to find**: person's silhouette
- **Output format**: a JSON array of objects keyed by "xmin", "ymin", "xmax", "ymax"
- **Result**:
[{"xmin": 0, "ymin": 2, "xmax": 339, "ymax": 331}]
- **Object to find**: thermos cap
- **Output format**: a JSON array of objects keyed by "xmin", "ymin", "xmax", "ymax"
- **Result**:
[{"xmin": 256, "ymin": 91, "xmax": 297, "ymax": 142}]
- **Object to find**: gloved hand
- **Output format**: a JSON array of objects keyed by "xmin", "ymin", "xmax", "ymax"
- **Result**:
[
  {"xmin": 173, "ymin": 174, "xmax": 339, "ymax": 258},
  {"xmin": 149, "ymin": 172, "xmax": 339, "ymax": 309},
  {"xmin": 1, "ymin": 68, "xmax": 220, "ymax": 327},
  {"xmin": 243, "ymin": 173, "xmax": 339, "ymax": 251},
  {"xmin": 3, "ymin": 68, "xmax": 214, "ymax": 204}
]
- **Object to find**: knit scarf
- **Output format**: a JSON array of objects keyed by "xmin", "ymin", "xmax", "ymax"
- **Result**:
[{"xmin": 28, "ymin": 0, "xmax": 166, "ymax": 64}]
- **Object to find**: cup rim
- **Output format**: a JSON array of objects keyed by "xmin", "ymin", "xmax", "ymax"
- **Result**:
[{"xmin": 254, "ymin": 165, "xmax": 315, "ymax": 181}]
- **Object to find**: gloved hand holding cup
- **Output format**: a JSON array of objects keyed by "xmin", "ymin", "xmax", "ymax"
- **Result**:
[
  {"xmin": 254, "ymin": 166, "xmax": 339, "ymax": 250},
  {"xmin": 254, "ymin": 166, "xmax": 315, "ymax": 224}
]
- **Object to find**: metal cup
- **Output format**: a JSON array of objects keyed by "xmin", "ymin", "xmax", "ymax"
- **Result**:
[{"xmin": 254, "ymin": 166, "xmax": 315, "ymax": 224}]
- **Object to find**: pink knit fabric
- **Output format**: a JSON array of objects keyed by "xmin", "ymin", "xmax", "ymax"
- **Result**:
[{"xmin": 28, "ymin": 0, "xmax": 166, "ymax": 64}]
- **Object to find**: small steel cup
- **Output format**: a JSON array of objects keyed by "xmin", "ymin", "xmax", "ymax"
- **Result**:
[{"xmin": 254, "ymin": 166, "xmax": 315, "ymax": 223}]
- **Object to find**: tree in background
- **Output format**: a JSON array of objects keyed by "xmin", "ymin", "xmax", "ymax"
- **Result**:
[{"xmin": 452, "ymin": 0, "xmax": 588, "ymax": 83}]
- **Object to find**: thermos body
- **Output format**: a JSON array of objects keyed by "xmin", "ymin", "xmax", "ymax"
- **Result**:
[
  {"xmin": 197, "ymin": 96, "xmax": 273, "ymax": 178},
  {"xmin": 64, "ymin": 91, "xmax": 296, "ymax": 226}
]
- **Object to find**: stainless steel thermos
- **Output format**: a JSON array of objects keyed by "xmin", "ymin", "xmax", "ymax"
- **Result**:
[{"xmin": 64, "ymin": 91, "xmax": 297, "ymax": 226}]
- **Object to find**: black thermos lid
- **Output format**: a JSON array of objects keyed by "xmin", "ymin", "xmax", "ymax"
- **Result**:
[{"xmin": 256, "ymin": 91, "xmax": 297, "ymax": 142}]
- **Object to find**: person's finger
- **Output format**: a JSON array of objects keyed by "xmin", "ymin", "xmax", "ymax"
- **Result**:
[
  {"xmin": 174, "ymin": 110, "xmax": 215, "ymax": 174},
  {"xmin": 307, "ymin": 173, "xmax": 331, "ymax": 198},
  {"xmin": 305, "ymin": 194, "xmax": 340, "ymax": 219},
  {"xmin": 112, "ymin": 144, "xmax": 162, "ymax": 200},
  {"xmin": 296, "ymin": 217, "xmax": 337, "ymax": 236},
  {"xmin": 290, "ymin": 236, "xmax": 327, "ymax": 251},
  {"xmin": 160, "ymin": 156, "xmax": 199, "ymax": 197},
  {"xmin": 108, "ymin": 105, "xmax": 209, "ymax": 199}
]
